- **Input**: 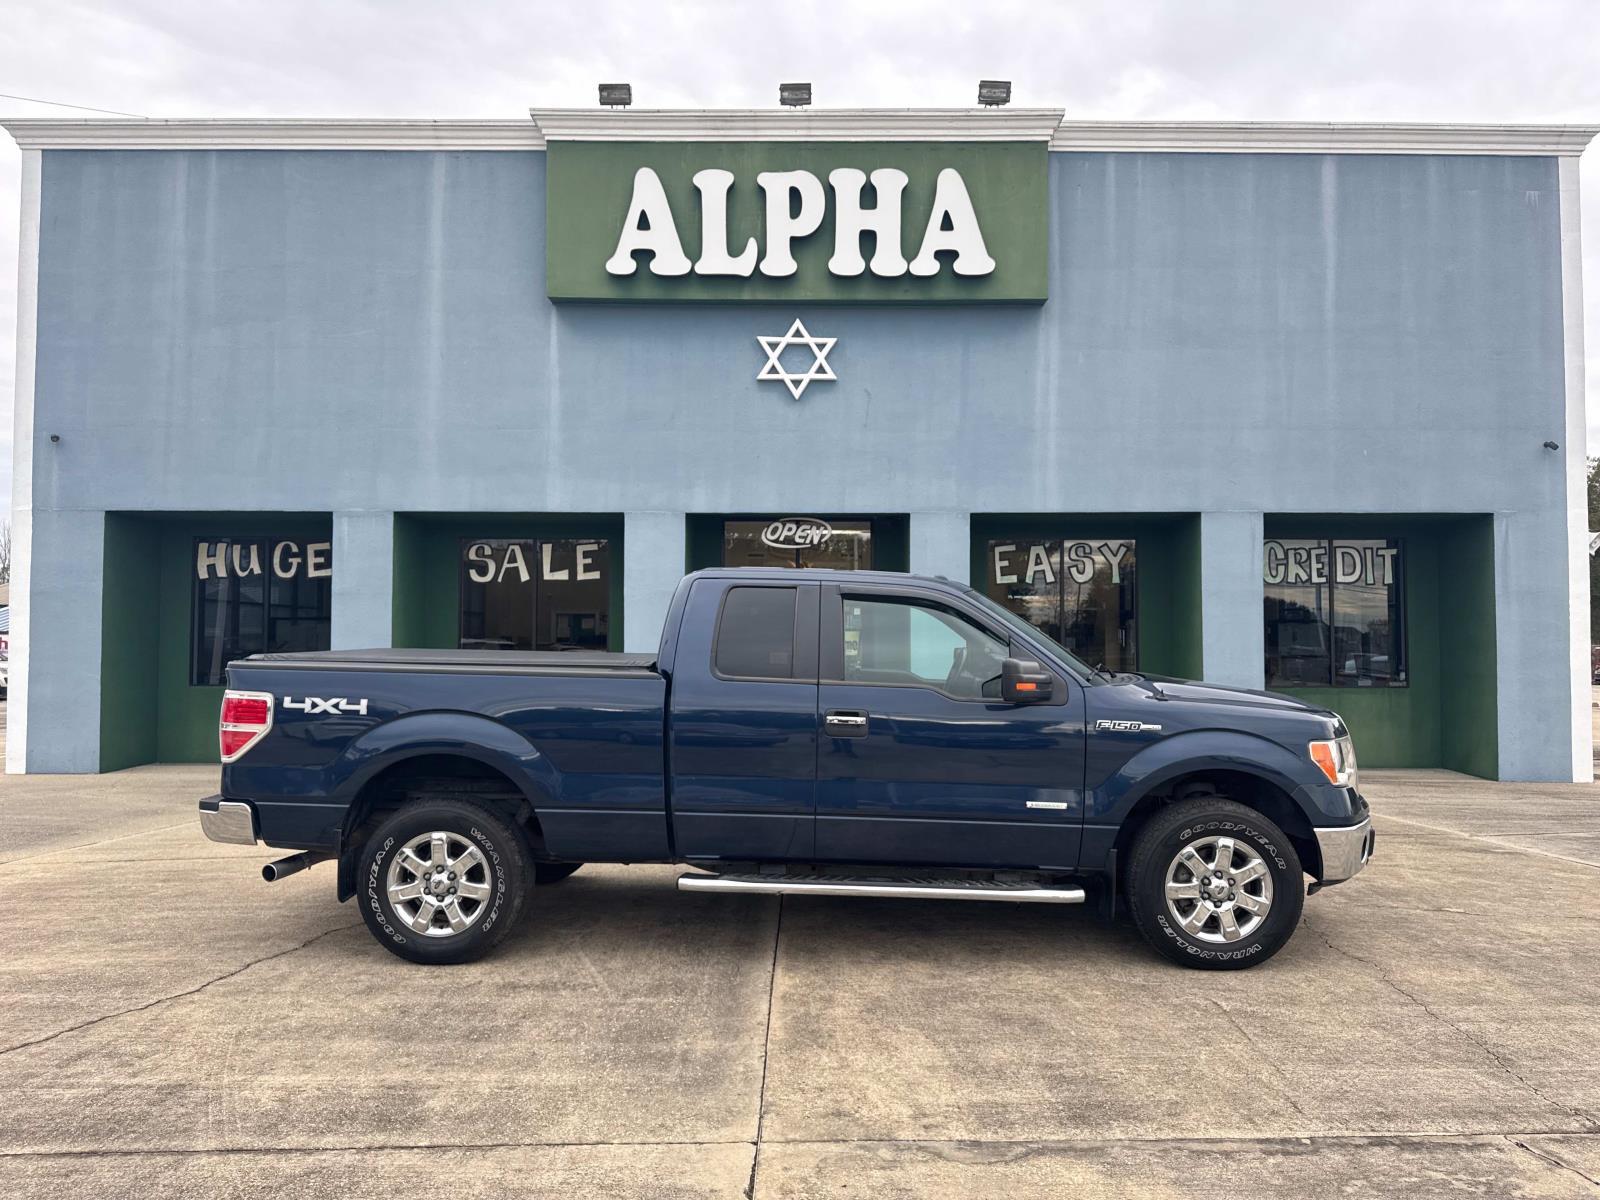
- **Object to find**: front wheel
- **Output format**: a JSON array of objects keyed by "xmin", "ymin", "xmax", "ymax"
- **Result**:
[
  {"xmin": 358, "ymin": 798, "xmax": 530, "ymax": 965},
  {"xmin": 1126, "ymin": 797, "xmax": 1304, "ymax": 970}
]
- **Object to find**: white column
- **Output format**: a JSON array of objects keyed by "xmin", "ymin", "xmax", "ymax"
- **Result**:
[
  {"xmin": 1557, "ymin": 156, "xmax": 1592, "ymax": 781},
  {"xmin": 6, "ymin": 149, "xmax": 41, "ymax": 774},
  {"xmin": 623, "ymin": 511, "xmax": 686, "ymax": 653},
  {"xmin": 1200, "ymin": 510, "xmax": 1265, "ymax": 689},
  {"xmin": 331, "ymin": 511, "xmax": 395, "ymax": 650},
  {"xmin": 909, "ymin": 511, "xmax": 970, "ymax": 582}
]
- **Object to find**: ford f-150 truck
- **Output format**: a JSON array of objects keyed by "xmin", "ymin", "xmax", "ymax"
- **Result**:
[{"xmin": 200, "ymin": 569, "xmax": 1373, "ymax": 969}]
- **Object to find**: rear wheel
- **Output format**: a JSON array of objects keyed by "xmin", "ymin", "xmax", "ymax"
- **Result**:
[
  {"xmin": 358, "ymin": 798, "xmax": 530, "ymax": 965},
  {"xmin": 534, "ymin": 861, "xmax": 583, "ymax": 885},
  {"xmin": 1126, "ymin": 797, "xmax": 1303, "ymax": 970}
]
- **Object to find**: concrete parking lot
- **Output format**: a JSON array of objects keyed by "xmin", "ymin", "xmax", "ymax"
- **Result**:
[{"xmin": 2, "ymin": 759, "xmax": 1598, "ymax": 1198}]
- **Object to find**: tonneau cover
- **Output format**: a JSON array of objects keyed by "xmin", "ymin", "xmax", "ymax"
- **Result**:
[{"xmin": 240, "ymin": 648, "xmax": 659, "ymax": 671}]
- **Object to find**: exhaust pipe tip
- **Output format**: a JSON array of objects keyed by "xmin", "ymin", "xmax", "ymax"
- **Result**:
[{"xmin": 263, "ymin": 852, "xmax": 324, "ymax": 882}]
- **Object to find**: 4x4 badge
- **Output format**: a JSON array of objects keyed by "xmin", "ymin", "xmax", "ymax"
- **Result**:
[{"xmin": 284, "ymin": 696, "xmax": 369, "ymax": 716}]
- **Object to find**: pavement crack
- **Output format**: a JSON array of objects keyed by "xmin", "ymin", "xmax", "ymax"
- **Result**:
[
  {"xmin": 0, "ymin": 923, "xmax": 361, "ymax": 1057},
  {"xmin": 0, "ymin": 821, "xmax": 193, "ymax": 867},
  {"xmin": 1301, "ymin": 916, "xmax": 1599, "ymax": 1132},
  {"xmin": 1209, "ymin": 998, "xmax": 1317, "ymax": 1125},
  {"xmin": 1507, "ymin": 1136, "xmax": 1600, "ymax": 1187},
  {"xmin": 746, "ymin": 895, "xmax": 783, "ymax": 1200}
]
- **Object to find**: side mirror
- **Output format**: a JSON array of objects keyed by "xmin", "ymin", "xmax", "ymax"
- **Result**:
[{"xmin": 1001, "ymin": 658, "xmax": 1053, "ymax": 703}]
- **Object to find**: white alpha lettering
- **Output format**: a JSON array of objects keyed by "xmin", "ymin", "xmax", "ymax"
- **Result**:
[
  {"xmin": 272, "ymin": 541, "xmax": 303, "ymax": 580},
  {"xmin": 1334, "ymin": 544, "xmax": 1364, "ymax": 585},
  {"xmin": 465, "ymin": 542, "xmax": 495, "ymax": 584},
  {"xmin": 575, "ymin": 542, "xmax": 601, "ymax": 581},
  {"xmin": 692, "ymin": 169, "xmax": 757, "ymax": 277},
  {"xmin": 908, "ymin": 169, "xmax": 995, "ymax": 277},
  {"xmin": 1374, "ymin": 545, "xmax": 1399, "ymax": 586},
  {"xmin": 992, "ymin": 544, "xmax": 1018, "ymax": 586},
  {"xmin": 196, "ymin": 541, "xmax": 227, "ymax": 580},
  {"xmin": 1024, "ymin": 544, "xmax": 1055, "ymax": 586},
  {"xmin": 1101, "ymin": 541, "xmax": 1131, "ymax": 585},
  {"xmin": 1263, "ymin": 541, "xmax": 1286, "ymax": 585},
  {"xmin": 541, "ymin": 542, "xmax": 569, "ymax": 582},
  {"xmin": 498, "ymin": 543, "xmax": 531, "ymax": 584},
  {"xmin": 605, "ymin": 168, "xmax": 692, "ymax": 277},
  {"xmin": 757, "ymin": 170, "xmax": 827, "ymax": 277},
  {"xmin": 1065, "ymin": 542, "xmax": 1095, "ymax": 585},
  {"xmin": 827, "ymin": 167, "xmax": 909, "ymax": 277},
  {"xmin": 230, "ymin": 542, "xmax": 262, "ymax": 577},
  {"xmin": 305, "ymin": 541, "xmax": 333, "ymax": 579}
]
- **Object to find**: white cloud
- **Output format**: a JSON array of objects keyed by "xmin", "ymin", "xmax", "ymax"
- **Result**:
[{"xmin": 2, "ymin": 0, "xmax": 1599, "ymax": 534}]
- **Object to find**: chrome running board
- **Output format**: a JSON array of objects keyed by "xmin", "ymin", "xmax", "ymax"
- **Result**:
[{"xmin": 677, "ymin": 872, "xmax": 1086, "ymax": 904}]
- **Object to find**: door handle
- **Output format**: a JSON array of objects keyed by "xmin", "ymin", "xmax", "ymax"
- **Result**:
[{"xmin": 824, "ymin": 710, "xmax": 869, "ymax": 737}]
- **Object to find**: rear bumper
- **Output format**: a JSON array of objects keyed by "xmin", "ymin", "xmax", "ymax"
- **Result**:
[
  {"xmin": 1314, "ymin": 817, "xmax": 1375, "ymax": 883},
  {"xmin": 199, "ymin": 795, "xmax": 257, "ymax": 846}
]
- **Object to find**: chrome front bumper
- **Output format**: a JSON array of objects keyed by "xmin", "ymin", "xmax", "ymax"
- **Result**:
[
  {"xmin": 1315, "ymin": 817, "xmax": 1375, "ymax": 883},
  {"xmin": 199, "ymin": 796, "xmax": 257, "ymax": 846}
]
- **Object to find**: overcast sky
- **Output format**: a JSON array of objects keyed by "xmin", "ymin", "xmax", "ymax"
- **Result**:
[{"xmin": 3, "ymin": 0, "xmax": 1599, "ymax": 526}]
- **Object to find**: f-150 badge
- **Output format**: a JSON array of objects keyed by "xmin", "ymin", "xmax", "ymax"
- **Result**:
[
  {"xmin": 285, "ymin": 697, "xmax": 369, "ymax": 715},
  {"xmin": 1095, "ymin": 719, "xmax": 1161, "ymax": 733}
]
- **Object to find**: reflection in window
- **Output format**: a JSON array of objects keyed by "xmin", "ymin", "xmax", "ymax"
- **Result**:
[
  {"xmin": 1263, "ymin": 538, "xmax": 1404, "ymax": 688},
  {"xmin": 192, "ymin": 538, "xmax": 332, "ymax": 686},
  {"xmin": 983, "ymin": 539, "xmax": 1137, "ymax": 671},
  {"xmin": 841, "ymin": 596, "xmax": 1009, "ymax": 699},
  {"xmin": 460, "ymin": 538, "xmax": 610, "ymax": 652}
]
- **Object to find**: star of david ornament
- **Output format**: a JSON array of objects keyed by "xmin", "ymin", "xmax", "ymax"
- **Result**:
[{"xmin": 756, "ymin": 319, "xmax": 838, "ymax": 399}]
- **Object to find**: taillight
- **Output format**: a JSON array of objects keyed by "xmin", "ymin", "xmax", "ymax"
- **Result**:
[{"xmin": 220, "ymin": 690, "xmax": 274, "ymax": 763}]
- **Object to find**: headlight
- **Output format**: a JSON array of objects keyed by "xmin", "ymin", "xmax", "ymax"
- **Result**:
[{"xmin": 1309, "ymin": 735, "xmax": 1358, "ymax": 787}]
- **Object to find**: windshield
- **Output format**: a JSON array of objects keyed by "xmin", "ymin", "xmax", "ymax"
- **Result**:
[{"xmin": 963, "ymin": 587, "xmax": 1096, "ymax": 680}]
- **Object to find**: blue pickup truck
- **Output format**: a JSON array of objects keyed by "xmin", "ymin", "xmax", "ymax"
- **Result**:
[{"xmin": 200, "ymin": 568, "xmax": 1373, "ymax": 970}]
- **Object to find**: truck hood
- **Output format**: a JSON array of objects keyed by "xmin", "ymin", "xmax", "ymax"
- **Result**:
[{"xmin": 1120, "ymin": 675, "xmax": 1337, "ymax": 718}]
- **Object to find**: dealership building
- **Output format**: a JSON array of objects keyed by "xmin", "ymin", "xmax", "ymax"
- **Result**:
[{"xmin": 3, "ymin": 108, "xmax": 1594, "ymax": 779}]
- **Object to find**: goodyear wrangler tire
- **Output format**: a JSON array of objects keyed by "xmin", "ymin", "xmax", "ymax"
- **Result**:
[
  {"xmin": 1127, "ymin": 797, "xmax": 1304, "ymax": 971},
  {"xmin": 358, "ymin": 798, "xmax": 530, "ymax": 965}
]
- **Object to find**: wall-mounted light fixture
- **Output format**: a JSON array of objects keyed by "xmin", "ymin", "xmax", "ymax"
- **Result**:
[
  {"xmin": 598, "ymin": 83, "xmax": 632, "ymax": 108},
  {"xmin": 779, "ymin": 82, "xmax": 812, "ymax": 107}
]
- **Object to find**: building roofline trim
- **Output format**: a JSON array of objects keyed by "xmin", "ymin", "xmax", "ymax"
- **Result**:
[
  {"xmin": 3, "ymin": 114, "xmax": 1595, "ymax": 156},
  {"xmin": 528, "ymin": 108, "xmax": 1069, "ymax": 141},
  {"xmin": 0, "ymin": 118, "xmax": 547, "ymax": 150},
  {"xmin": 1051, "ymin": 120, "xmax": 1600, "ymax": 155}
]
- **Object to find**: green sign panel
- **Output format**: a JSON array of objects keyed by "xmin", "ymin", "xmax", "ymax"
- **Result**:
[{"xmin": 545, "ymin": 141, "xmax": 1048, "ymax": 303}]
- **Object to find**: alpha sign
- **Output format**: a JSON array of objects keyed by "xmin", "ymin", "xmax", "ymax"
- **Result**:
[
  {"xmin": 546, "ymin": 141, "xmax": 1048, "ymax": 303},
  {"xmin": 606, "ymin": 167, "xmax": 994, "ymax": 280}
]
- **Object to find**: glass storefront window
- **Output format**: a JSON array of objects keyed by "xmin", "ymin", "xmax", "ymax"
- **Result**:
[
  {"xmin": 1263, "ymin": 538, "xmax": 1404, "ymax": 688},
  {"xmin": 459, "ymin": 538, "xmax": 610, "ymax": 652},
  {"xmin": 191, "ymin": 538, "xmax": 332, "ymax": 686},
  {"xmin": 723, "ymin": 518, "xmax": 872, "ymax": 570},
  {"xmin": 982, "ymin": 539, "xmax": 1138, "ymax": 671}
]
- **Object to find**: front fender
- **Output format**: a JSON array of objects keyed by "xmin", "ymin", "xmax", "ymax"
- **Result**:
[
  {"xmin": 1088, "ymin": 729, "xmax": 1331, "ymax": 827},
  {"xmin": 329, "ymin": 710, "xmax": 563, "ymax": 819}
]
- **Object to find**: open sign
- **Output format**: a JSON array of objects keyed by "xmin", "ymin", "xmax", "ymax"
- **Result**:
[{"xmin": 761, "ymin": 518, "xmax": 834, "ymax": 551}]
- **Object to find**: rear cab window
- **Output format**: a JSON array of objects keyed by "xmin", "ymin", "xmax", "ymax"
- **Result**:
[{"xmin": 714, "ymin": 587, "xmax": 798, "ymax": 679}]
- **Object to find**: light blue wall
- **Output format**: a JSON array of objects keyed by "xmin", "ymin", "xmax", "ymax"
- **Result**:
[{"xmin": 21, "ymin": 147, "xmax": 1577, "ymax": 775}]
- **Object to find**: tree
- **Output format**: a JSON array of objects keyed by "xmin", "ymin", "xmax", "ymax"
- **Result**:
[{"xmin": 0, "ymin": 520, "xmax": 10, "ymax": 586}]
